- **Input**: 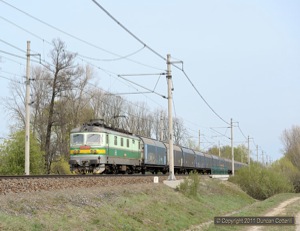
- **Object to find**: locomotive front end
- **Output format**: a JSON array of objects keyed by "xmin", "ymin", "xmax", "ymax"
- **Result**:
[{"xmin": 69, "ymin": 132, "xmax": 107, "ymax": 174}]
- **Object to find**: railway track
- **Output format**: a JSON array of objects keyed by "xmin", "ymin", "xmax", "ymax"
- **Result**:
[{"xmin": 0, "ymin": 174, "xmax": 188, "ymax": 195}]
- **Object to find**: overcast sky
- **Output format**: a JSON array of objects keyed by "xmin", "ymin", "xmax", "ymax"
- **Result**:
[{"xmin": 1, "ymin": 0, "xmax": 300, "ymax": 162}]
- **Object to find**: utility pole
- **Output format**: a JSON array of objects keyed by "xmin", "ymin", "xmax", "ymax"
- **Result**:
[
  {"xmin": 231, "ymin": 118, "xmax": 234, "ymax": 176},
  {"xmin": 198, "ymin": 130, "xmax": 201, "ymax": 151},
  {"xmin": 25, "ymin": 41, "xmax": 30, "ymax": 175},
  {"xmin": 256, "ymin": 145, "xmax": 258, "ymax": 162},
  {"xmin": 167, "ymin": 54, "xmax": 176, "ymax": 181},
  {"xmin": 160, "ymin": 112, "xmax": 164, "ymax": 141},
  {"xmin": 247, "ymin": 136, "xmax": 251, "ymax": 166},
  {"xmin": 218, "ymin": 140, "xmax": 221, "ymax": 157}
]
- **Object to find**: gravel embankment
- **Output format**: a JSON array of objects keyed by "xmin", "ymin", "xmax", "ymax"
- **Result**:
[{"xmin": 0, "ymin": 175, "xmax": 174, "ymax": 195}]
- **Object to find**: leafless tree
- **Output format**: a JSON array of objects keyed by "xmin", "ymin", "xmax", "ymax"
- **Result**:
[
  {"xmin": 173, "ymin": 117, "xmax": 188, "ymax": 146},
  {"xmin": 281, "ymin": 125, "xmax": 300, "ymax": 170},
  {"xmin": 152, "ymin": 109, "xmax": 167, "ymax": 141},
  {"xmin": 1, "ymin": 80, "xmax": 26, "ymax": 132}
]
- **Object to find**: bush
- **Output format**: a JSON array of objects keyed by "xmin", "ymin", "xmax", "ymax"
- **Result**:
[
  {"xmin": 0, "ymin": 130, "xmax": 45, "ymax": 175},
  {"xmin": 176, "ymin": 171, "xmax": 200, "ymax": 197},
  {"xmin": 271, "ymin": 157, "xmax": 300, "ymax": 193},
  {"xmin": 50, "ymin": 158, "xmax": 72, "ymax": 174},
  {"xmin": 229, "ymin": 163, "xmax": 294, "ymax": 200}
]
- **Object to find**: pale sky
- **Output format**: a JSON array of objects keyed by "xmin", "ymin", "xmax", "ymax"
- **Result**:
[{"xmin": 1, "ymin": 0, "xmax": 300, "ymax": 162}]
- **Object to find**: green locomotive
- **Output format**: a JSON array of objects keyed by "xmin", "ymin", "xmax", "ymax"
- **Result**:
[{"xmin": 69, "ymin": 119, "xmax": 142, "ymax": 174}]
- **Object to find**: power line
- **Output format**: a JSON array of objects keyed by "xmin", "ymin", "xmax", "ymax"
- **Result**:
[
  {"xmin": 0, "ymin": 0, "xmax": 116, "ymax": 57},
  {"xmin": 77, "ymin": 45, "xmax": 146, "ymax": 62},
  {"xmin": 0, "ymin": 50, "xmax": 26, "ymax": 60},
  {"xmin": 91, "ymin": 0, "xmax": 166, "ymax": 62},
  {"xmin": 0, "ymin": 15, "xmax": 156, "ymax": 70},
  {"xmin": 0, "ymin": 75, "xmax": 23, "ymax": 84},
  {"xmin": 117, "ymin": 73, "xmax": 167, "ymax": 99},
  {"xmin": 0, "ymin": 15, "xmax": 52, "ymax": 45},
  {"xmin": 0, "ymin": 0, "xmax": 162, "ymax": 70},
  {"xmin": 0, "ymin": 69, "xmax": 24, "ymax": 78},
  {"xmin": 181, "ymin": 69, "xmax": 230, "ymax": 125},
  {"xmin": 90, "ymin": 0, "xmax": 231, "ymax": 136},
  {"xmin": 0, "ymin": 38, "xmax": 26, "ymax": 53},
  {"xmin": 77, "ymin": 57, "xmax": 166, "ymax": 108},
  {"xmin": 0, "ymin": 55, "xmax": 24, "ymax": 66},
  {"xmin": 237, "ymin": 122, "xmax": 247, "ymax": 140}
]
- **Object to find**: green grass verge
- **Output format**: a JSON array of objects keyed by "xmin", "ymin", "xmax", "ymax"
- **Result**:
[{"xmin": 204, "ymin": 193, "xmax": 299, "ymax": 231}]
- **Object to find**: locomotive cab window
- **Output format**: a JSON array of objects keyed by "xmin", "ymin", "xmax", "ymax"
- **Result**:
[
  {"xmin": 86, "ymin": 134, "xmax": 101, "ymax": 145},
  {"xmin": 127, "ymin": 139, "xmax": 129, "ymax": 148},
  {"xmin": 114, "ymin": 136, "xmax": 117, "ymax": 145},
  {"xmin": 71, "ymin": 134, "xmax": 84, "ymax": 145},
  {"xmin": 121, "ymin": 137, "xmax": 124, "ymax": 147}
]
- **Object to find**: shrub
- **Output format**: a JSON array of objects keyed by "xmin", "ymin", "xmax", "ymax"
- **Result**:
[
  {"xmin": 176, "ymin": 171, "xmax": 200, "ymax": 197},
  {"xmin": 50, "ymin": 158, "xmax": 72, "ymax": 174},
  {"xmin": 0, "ymin": 130, "xmax": 45, "ymax": 175},
  {"xmin": 271, "ymin": 157, "xmax": 300, "ymax": 193},
  {"xmin": 229, "ymin": 163, "xmax": 294, "ymax": 200}
]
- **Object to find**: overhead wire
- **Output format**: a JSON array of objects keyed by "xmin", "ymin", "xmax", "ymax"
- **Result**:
[
  {"xmin": 0, "ymin": 75, "xmax": 23, "ymax": 84},
  {"xmin": 77, "ymin": 45, "xmax": 146, "ymax": 62},
  {"xmin": 89, "ymin": 1, "xmax": 263, "ymax": 156},
  {"xmin": 0, "ymin": 38, "xmax": 27, "ymax": 53},
  {"xmin": 0, "ymin": 55, "xmax": 24, "ymax": 66},
  {"xmin": 0, "ymin": 15, "xmax": 148, "ymax": 66},
  {"xmin": 91, "ymin": 0, "xmax": 166, "ymax": 62},
  {"xmin": 0, "ymin": 0, "xmax": 163, "ymax": 71},
  {"xmin": 237, "ymin": 122, "xmax": 248, "ymax": 140},
  {"xmin": 0, "ymin": 69, "xmax": 23, "ymax": 78},
  {"xmin": 0, "ymin": 15, "xmax": 52, "ymax": 45},
  {"xmin": 1, "ymin": 0, "xmax": 261, "ymax": 153},
  {"xmin": 0, "ymin": 50, "xmax": 26, "ymax": 60},
  {"xmin": 180, "ymin": 68, "xmax": 230, "ymax": 125}
]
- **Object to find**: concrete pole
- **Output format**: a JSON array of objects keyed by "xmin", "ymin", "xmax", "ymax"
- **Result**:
[
  {"xmin": 256, "ymin": 145, "xmax": 258, "ymax": 162},
  {"xmin": 25, "ymin": 41, "xmax": 30, "ymax": 175},
  {"xmin": 247, "ymin": 135, "xmax": 250, "ymax": 166},
  {"xmin": 198, "ymin": 130, "xmax": 201, "ymax": 151},
  {"xmin": 167, "ymin": 54, "xmax": 175, "ymax": 180},
  {"xmin": 231, "ymin": 118, "xmax": 234, "ymax": 176},
  {"xmin": 160, "ymin": 112, "xmax": 163, "ymax": 141}
]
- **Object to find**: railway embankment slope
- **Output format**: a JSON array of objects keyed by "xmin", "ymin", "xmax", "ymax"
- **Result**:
[{"xmin": 0, "ymin": 175, "xmax": 297, "ymax": 231}]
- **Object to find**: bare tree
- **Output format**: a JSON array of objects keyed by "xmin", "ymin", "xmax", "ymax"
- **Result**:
[
  {"xmin": 173, "ymin": 117, "xmax": 188, "ymax": 146},
  {"xmin": 1, "ymin": 80, "xmax": 26, "ymax": 131},
  {"xmin": 281, "ymin": 125, "xmax": 300, "ymax": 170},
  {"xmin": 43, "ymin": 38, "xmax": 83, "ymax": 173},
  {"xmin": 152, "ymin": 109, "xmax": 167, "ymax": 141}
]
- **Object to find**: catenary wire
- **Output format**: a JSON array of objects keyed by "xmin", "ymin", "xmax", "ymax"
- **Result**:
[
  {"xmin": 0, "ymin": 0, "xmax": 163, "ymax": 71},
  {"xmin": 91, "ymin": 0, "xmax": 166, "ymax": 62}
]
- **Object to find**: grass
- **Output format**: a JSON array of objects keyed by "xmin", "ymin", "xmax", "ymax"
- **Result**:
[
  {"xmin": 204, "ymin": 193, "xmax": 299, "ymax": 231},
  {"xmin": 0, "ymin": 175, "xmax": 298, "ymax": 231}
]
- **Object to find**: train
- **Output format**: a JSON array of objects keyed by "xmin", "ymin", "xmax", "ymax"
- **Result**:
[{"xmin": 69, "ymin": 119, "xmax": 246, "ymax": 174}]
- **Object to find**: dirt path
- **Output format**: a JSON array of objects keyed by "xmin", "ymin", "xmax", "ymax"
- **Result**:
[
  {"xmin": 185, "ymin": 196, "xmax": 300, "ymax": 231},
  {"xmin": 246, "ymin": 197, "xmax": 300, "ymax": 231}
]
